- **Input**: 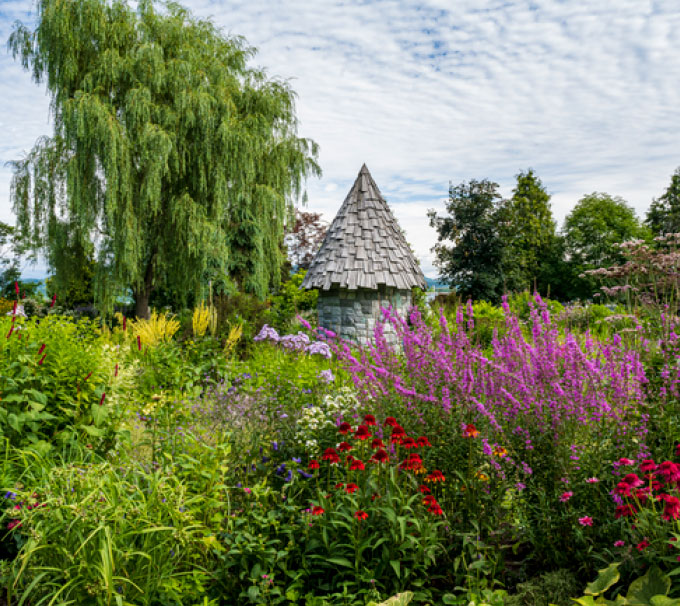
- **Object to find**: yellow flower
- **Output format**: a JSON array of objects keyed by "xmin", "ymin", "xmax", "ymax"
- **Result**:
[
  {"xmin": 475, "ymin": 471, "xmax": 489, "ymax": 482},
  {"xmin": 493, "ymin": 447, "xmax": 508, "ymax": 458}
]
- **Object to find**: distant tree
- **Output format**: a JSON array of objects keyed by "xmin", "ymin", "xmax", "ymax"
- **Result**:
[
  {"xmin": 428, "ymin": 180, "xmax": 506, "ymax": 303},
  {"xmin": 646, "ymin": 167, "xmax": 680, "ymax": 236},
  {"xmin": 502, "ymin": 169, "xmax": 557, "ymax": 293},
  {"xmin": 285, "ymin": 209, "xmax": 328, "ymax": 269},
  {"xmin": 9, "ymin": 0, "xmax": 319, "ymax": 319},
  {"xmin": 563, "ymin": 193, "xmax": 649, "ymax": 299},
  {"xmin": 0, "ymin": 222, "xmax": 19, "ymax": 298}
]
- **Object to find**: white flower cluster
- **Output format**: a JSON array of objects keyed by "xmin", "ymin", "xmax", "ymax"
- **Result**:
[{"xmin": 294, "ymin": 387, "xmax": 361, "ymax": 454}]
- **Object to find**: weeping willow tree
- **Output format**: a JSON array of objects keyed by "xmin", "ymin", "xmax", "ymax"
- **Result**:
[{"xmin": 9, "ymin": 0, "xmax": 319, "ymax": 318}]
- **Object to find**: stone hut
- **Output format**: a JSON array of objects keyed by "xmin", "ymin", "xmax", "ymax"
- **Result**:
[{"xmin": 302, "ymin": 164, "xmax": 426, "ymax": 343}]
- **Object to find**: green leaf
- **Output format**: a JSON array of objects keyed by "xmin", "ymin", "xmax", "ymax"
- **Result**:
[
  {"xmin": 650, "ymin": 597, "xmax": 680, "ymax": 606},
  {"xmin": 326, "ymin": 557, "xmax": 353, "ymax": 568},
  {"xmin": 442, "ymin": 594, "xmax": 459, "ymax": 605},
  {"xmin": 626, "ymin": 567, "xmax": 671, "ymax": 604},
  {"xmin": 390, "ymin": 559, "xmax": 400, "ymax": 578},
  {"xmin": 81, "ymin": 424, "xmax": 105, "ymax": 437},
  {"xmin": 585, "ymin": 562, "xmax": 621, "ymax": 596},
  {"xmin": 247, "ymin": 585, "xmax": 259, "ymax": 602},
  {"xmin": 377, "ymin": 593, "xmax": 414, "ymax": 606}
]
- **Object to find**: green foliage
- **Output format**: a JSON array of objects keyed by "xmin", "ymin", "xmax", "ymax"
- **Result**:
[
  {"xmin": 0, "ymin": 315, "xmax": 122, "ymax": 452},
  {"xmin": 213, "ymin": 292, "xmax": 272, "ymax": 356},
  {"xmin": 269, "ymin": 269, "xmax": 318, "ymax": 332},
  {"xmin": 646, "ymin": 167, "xmax": 680, "ymax": 237},
  {"xmin": 563, "ymin": 193, "xmax": 649, "ymax": 299},
  {"xmin": 428, "ymin": 180, "xmax": 507, "ymax": 303},
  {"xmin": 9, "ymin": 0, "xmax": 319, "ymax": 318},
  {"xmin": 502, "ymin": 169, "xmax": 557, "ymax": 294},
  {"xmin": 505, "ymin": 570, "xmax": 581, "ymax": 606}
]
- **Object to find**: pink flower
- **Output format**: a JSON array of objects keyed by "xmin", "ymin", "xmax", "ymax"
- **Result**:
[
  {"xmin": 586, "ymin": 477, "xmax": 599, "ymax": 484},
  {"xmin": 621, "ymin": 473, "xmax": 643, "ymax": 488},
  {"xmin": 578, "ymin": 516, "xmax": 593, "ymax": 526},
  {"xmin": 639, "ymin": 459, "xmax": 657, "ymax": 473},
  {"xmin": 618, "ymin": 458, "xmax": 635, "ymax": 466},
  {"xmin": 614, "ymin": 540, "xmax": 625, "ymax": 547},
  {"xmin": 559, "ymin": 491, "xmax": 573, "ymax": 503}
]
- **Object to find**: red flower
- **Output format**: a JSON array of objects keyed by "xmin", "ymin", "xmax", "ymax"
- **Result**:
[
  {"xmin": 419, "ymin": 485, "xmax": 431, "ymax": 494},
  {"xmin": 6, "ymin": 325, "xmax": 14, "ymax": 339},
  {"xmin": 423, "ymin": 495, "xmax": 437, "ymax": 506},
  {"xmin": 425, "ymin": 470, "xmax": 445, "ymax": 483},
  {"xmin": 349, "ymin": 459, "xmax": 365, "ymax": 471},
  {"xmin": 14, "ymin": 281, "xmax": 19, "ymax": 296},
  {"xmin": 636, "ymin": 538, "xmax": 650, "ymax": 551},
  {"xmin": 417, "ymin": 436, "xmax": 432, "ymax": 447},
  {"xmin": 37, "ymin": 344, "xmax": 46, "ymax": 356},
  {"xmin": 38, "ymin": 354, "xmax": 46, "ymax": 366},
  {"xmin": 334, "ymin": 483, "xmax": 344, "ymax": 490},
  {"xmin": 662, "ymin": 495, "xmax": 680, "ymax": 521},
  {"xmin": 354, "ymin": 425, "xmax": 372, "ymax": 440},
  {"xmin": 137, "ymin": 335, "xmax": 142, "ymax": 351},
  {"xmin": 50, "ymin": 293, "xmax": 57, "ymax": 308},
  {"xmin": 618, "ymin": 457, "xmax": 635, "ymax": 466},
  {"xmin": 338, "ymin": 422, "xmax": 352, "ymax": 435},
  {"xmin": 363, "ymin": 414, "xmax": 377, "ymax": 426},
  {"xmin": 384, "ymin": 417, "xmax": 398, "ymax": 427},
  {"xmin": 615, "ymin": 504, "xmax": 637, "ymax": 519},
  {"xmin": 640, "ymin": 459, "xmax": 657, "ymax": 473},
  {"xmin": 390, "ymin": 426, "xmax": 406, "ymax": 444},
  {"xmin": 99, "ymin": 393, "xmax": 106, "ymax": 406},
  {"xmin": 370, "ymin": 449, "xmax": 389, "ymax": 464},
  {"xmin": 463, "ymin": 424, "xmax": 479, "ymax": 438},
  {"xmin": 311, "ymin": 506, "xmax": 325, "ymax": 515},
  {"xmin": 615, "ymin": 482, "xmax": 632, "ymax": 497},
  {"xmin": 401, "ymin": 437, "xmax": 417, "ymax": 449},
  {"xmin": 371, "ymin": 438, "xmax": 385, "ymax": 449},
  {"xmin": 83, "ymin": 371, "xmax": 93, "ymax": 383},
  {"xmin": 114, "ymin": 363, "xmax": 119, "ymax": 377},
  {"xmin": 428, "ymin": 503, "xmax": 444, "ymax": 515},
  {"xmin": 308, "ymin": 460, "xmax": 320, "ymax": 470},
  {"xmin": 344, "ymin": 483, "xmax": 358, "ymax": 494},
  {"xmin": 652, "ymin": 480, "xmax": 664, "ymax": 491},
  {"xmin": 635, "ymin": 488, "xmax": 651, "ymax": 504},
  {"xmin": 323, "ymin": 447, "xmax": 338, "ymax": 460},
  {"xmin": 658, "ymin": 461, "xmax": 680, "ymax": 483},
  {"xmin": 338, "ymin": 442, "xmax": 352, "ymax": 452},
  {"xmin": 354, "ymin": 510, "xmax": 368, "ymax": 521},
  {"xmin": 371, "ymin": 494, "xmax": 381, "ymax": 501},
  {"xmin": 622, "ymin": 473, "xmax": 643, "ymax": 488},
  {"xmin": 345, "ymin": 455, "xmax": 355, "ymax": 465}
]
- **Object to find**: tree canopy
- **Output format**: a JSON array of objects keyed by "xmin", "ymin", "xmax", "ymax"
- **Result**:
[
  {"xmin": 9, "ymin": 0, "xmax": 319, "ymax": 318},
  {"xmin": 428, "ymin": 180, "xmax": 506, "ymax": 302},
  {"xmin": 646, "ymin": 167, "xmax": 680, "ymax": 237},
  {"xmin": 501, "ymin": 169, "xmax": 556, "ymax": 293}
]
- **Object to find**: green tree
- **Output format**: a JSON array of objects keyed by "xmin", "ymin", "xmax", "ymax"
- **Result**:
[
  {"xmin": 9, "ymin": 0, "xmax": 319, "ymax": 318},
  {"xmin": 646, "ymin": 167, "xmax": 680, "ymax": 236},
  {"xmin": 563, "ymin": 193, "xmax": 648, "ymax": 299},
  {"xmin": 0, "ymin": 221, "xmax": 19, "ymax": 298},
  {"xmin": 502, "ymin": 169, "xmax": 556, "ymax": 293},
  {"xmin": 428, "ymin": 180, "xmax": 506, "ymax": 302}
]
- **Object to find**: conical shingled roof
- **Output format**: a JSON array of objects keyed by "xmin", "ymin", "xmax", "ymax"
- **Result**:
[{"xmin": 302, "ymin": 164, "xmax": 427, "ymax": 291}]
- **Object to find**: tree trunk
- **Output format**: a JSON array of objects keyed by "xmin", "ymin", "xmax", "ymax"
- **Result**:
[{"xmin": 133, "ymin": 258, "xmax": 154, "ymax": 319}]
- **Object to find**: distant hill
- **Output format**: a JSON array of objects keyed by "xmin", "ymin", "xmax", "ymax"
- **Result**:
[{"xmin": 425, "ymin": 277, "xmax": 450, "ymax": 290}]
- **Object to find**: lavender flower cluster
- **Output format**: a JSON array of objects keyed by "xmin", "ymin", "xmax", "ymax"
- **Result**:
[{"xmin": 254, "ymin": 324, "xmax": 332, "ymax": 359}]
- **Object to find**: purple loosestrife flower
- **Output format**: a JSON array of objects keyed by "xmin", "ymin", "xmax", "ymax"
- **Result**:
[{"xmin": 254, "ymin": 324, "xmax": 280, "ymax": 342}]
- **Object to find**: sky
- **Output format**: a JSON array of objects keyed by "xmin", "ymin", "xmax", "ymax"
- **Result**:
[{"xmin": 1, "ymin": 0, "xmax": 679, "ymax": 279}]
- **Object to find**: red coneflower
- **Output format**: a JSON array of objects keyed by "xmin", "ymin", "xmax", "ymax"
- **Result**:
[
  {"xmin": 401, "ymin": 437, "xmax": 417, "ymax": 449},
  {"xmin": 338, "ymin": 441, "xmax": 352, "ymax": 452},
  {"xmin": 363, "ymin": 414, "xmax": 377, "ymax": 426},
  {"xmin": 423, "ymin": 495, "xmax": 437, "ymax": 506},
  {"xmin": 344, "ymin": 483, "xmax": 358, "ymax": 494},
  {"xmin": 322, "ymin": 447, "xmax": 338, "ymax": 460},
  {"xmin": 311, "ymin": 506, "xmax": 325, "ymax": 515},
  {"xmin": 354, "ymin": 510, "xmax": 368, "ymax": 521},
  {"xmin": 349, "ymin": 459, "xmax": 365, "ymax": 471},
  {"xmin": 371, "ymin": 438, "xmax": 385, "ymax": 449},
  {"xmin": 463, "ymin": 424, "xmax": 479, "ymax": 438},
  {"xmin": 370, "ymin": 449, "xmax": 389, "ymax": 464},
  {"xmin": 334, "ymin": 483, "xmax": 344, "ymax": 490},
  {"xmin": 354, "ymin": 425, "xmax": 372, "ymax": 440},
  {"xmin": 639, "ymin": 459, "xmax": 657, "ymax": 473},
  {"xmin": 428, "ymin": 502, "xmax": 444, "ymax": 515},
  {"xmin": 308, "ymin": 459, "xmax": 320, "ymax": 470},
  {"xmin": 390, "ymin": 425, "xmax": 406, "ymax": 444},
  {"xmin": 636, "ymin": 538, "xmax": 650, "ymax": 551},
  {"xmin": 419, "ymin": 485, "xmax": 431, "ymax": 494},
  {"xmin": 338, "ymin": 422, "xmax": 352, "ymax": 435},
  {"xmin": 425, "ymin": 470, "xmax": 445, "ymax": 483},
  {"xmin": 384, "ymin": 417, "xmax": 398, "ymax": 427},
  {"xmin": 417, "ymin": 436, "xmax": 432, "ymax": 447}
]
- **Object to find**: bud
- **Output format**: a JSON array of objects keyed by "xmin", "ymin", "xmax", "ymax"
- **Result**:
[
  {"xmin": 38, "ymin": 344, "xmax": 46, "ymax": 356},
  {"xmin": 38, "ymin": 354, "xmax": 46, "ymax": 366},
  {"xmin": 99, "ymin": 393, "xmax": 106, "ymax": 406}
]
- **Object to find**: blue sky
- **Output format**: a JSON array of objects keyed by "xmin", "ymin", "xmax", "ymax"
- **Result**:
[{"xmin": 1, "ymin": 0, "xmax": 679, "ymax": 278}]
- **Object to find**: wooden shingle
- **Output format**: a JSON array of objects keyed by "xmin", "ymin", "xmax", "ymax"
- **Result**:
[{"xmin": 302, "ymin": 164, "xmax": 427, "ymax": 291}]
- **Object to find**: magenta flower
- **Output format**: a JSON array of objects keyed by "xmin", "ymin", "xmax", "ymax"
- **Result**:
[
  {"xmin": 578, "ymin": 516, "xmax": 593, "ymax": 526},
  {"xmin": 586, "ymin": 477, "xmax": 599, "ymax": 484},
  {"xmin": 559, "ymin": 491, "xmax": 573, "ymax": 503},
  {"xmin": 614, "ymin": 540, "xmax": 625, "ymax": 547}
]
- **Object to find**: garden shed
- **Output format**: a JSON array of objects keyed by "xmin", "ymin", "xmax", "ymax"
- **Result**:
[{"xmin": 302, "ymin": 164, "xmax": 426, "ymax": 343}]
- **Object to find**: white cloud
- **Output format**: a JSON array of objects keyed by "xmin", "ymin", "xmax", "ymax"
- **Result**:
[{"xmin": 1, "ymin": 0, "xmax": 679, "ymax": 278}]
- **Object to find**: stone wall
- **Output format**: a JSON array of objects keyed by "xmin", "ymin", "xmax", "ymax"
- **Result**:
[{"xmin": 317, "ymin": 286, "xmax": 412, "ymax": 344}]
